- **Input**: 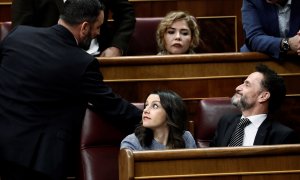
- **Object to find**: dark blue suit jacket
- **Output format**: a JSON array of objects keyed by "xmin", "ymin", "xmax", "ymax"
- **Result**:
[
  {"xmin": 0, "ymin": 25, "xmax": 141, "ymax": 179},
  {"xmin": 240, "ymin": 0, "xmax": 300, "ymax": 59},
  {"xmin": 210, "ymin": 113, "xmax": 299, "ymax": 147}
]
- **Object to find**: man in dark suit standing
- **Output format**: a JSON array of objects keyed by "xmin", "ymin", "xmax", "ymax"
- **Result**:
[
  {"xmin": 210, "ymin": 64, "xmax": 299, "ymax": 147},
  {"xmin": 11, "ymin": 0, "xmax": 136, "ymax": 57},
  {"xmin": 0, "ymin": 0, "xmax": 141, "ymax": 179}
]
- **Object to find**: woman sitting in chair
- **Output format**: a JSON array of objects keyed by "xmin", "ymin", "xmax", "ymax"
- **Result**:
[
  {"xmin": 156, "ymin": 11, "xmax": 200, "ymax": 55},
  {"xmin": 120, "ymin": 89, "xmax": 197, "ymax": 150}
]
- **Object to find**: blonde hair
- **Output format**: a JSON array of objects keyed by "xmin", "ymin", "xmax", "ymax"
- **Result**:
[{"xmin": 156, "ymin": 11, "xmax": 200, "ymax": 54}]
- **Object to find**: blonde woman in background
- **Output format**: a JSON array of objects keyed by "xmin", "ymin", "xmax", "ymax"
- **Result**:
[{"xmin": 156, "ymin": 11, "xmax": 200, "ymax": 55}]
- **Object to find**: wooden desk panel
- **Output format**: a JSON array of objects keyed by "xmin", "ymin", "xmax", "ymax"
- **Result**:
[
  {"xmin": 119, "ymin": 144, "xmax": 300, "ymax": 180},
  {"xmin": 105, "ymin": 75, "xmax": 300, "ymax": 102},
  {"xmin": 98, "ymin": 53, "xmax": 300, "ymax": 101},
  {"xmin": 99, "ymin": 53, "xmax": 300, "ymax": 80}
]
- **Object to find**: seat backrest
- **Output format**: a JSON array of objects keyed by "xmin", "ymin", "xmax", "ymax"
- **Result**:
[
  {"xmin": 79, "ymin": 103, "xmax": 144, "ymax": 180},
  {"xmin": 194, "ymin": 97, "xmax": 240, "ymax": 147},
  {"xmin": 127, "ymin": 17, "xmax": 162, "ymax": 56},
  {"xmin": 0, "ymin": 21, "xmax": 12, "ymax": 41}
]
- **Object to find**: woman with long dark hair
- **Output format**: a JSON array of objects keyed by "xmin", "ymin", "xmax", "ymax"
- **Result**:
[{"xmin": 121, "ymin": 90, "xmax": 197, "ymax": 150}]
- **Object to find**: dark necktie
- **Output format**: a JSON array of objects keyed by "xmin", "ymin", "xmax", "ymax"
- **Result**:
[{"xmin": 228, "ymin": 118, "xmax": 251, "ymax": 146}]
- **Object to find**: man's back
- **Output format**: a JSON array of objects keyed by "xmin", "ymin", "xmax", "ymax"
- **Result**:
[{"xmin": 0, "ymin": 24, "xmax": 95, "ymax": 177}]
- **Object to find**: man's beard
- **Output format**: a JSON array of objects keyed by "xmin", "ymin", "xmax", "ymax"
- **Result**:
[
  {"xmin": 79, "ymin": 32, "xmax": 93, "ymax": 50},
  {"xmin": 231, "ymin": 93, "xmax": 254, "ymax": 111}
]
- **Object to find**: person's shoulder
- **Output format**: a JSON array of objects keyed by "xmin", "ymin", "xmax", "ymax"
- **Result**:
[
  {"xmin": 121, "ymin": 133, "xmax": 139, "ymax": 144},
  {"xmin": 124, "ymin": 133, "xmax": 138, "ymax": 139},
  {"xmin": 10, "ymin": 25, "xmax": 37, "ymax": 35},
  {"xmin": 271, "ymin": 120, "xmax": 295, "ymax": 132},
  {"xmin": 183, "ymin": 131, "xmax": 193, "ymax": 137},
  {"xmin": 120, "ymin": 133, "xmax": 142, "ymax": 150},
  {"xmin": 183, "ymin": 131, "xmax": 197, "ymax": 148},
  {"xmin": 182, "ymin": 131, "xmax": 196, "ymax": 141}
]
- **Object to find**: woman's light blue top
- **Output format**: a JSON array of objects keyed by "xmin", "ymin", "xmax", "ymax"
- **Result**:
[{"xmin": 120, "ymin": 131, "xmax": 197, "ymax": 150}]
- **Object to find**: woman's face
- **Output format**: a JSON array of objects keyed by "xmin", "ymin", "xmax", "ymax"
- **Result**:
[
  {"xmin": 142, "ymin": 94, "xmax": 168, "ymax": 131},
  {"xmin": 163, "ymin": 19, "xmax": 192, "ymax": 54}
]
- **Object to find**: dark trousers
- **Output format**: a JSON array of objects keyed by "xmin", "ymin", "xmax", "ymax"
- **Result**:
[{"xmin": 0, "ymin": 161, "xmax": 52, "ymax": 180}]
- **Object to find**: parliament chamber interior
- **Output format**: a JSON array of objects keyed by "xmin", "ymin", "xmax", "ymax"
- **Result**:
[{"xmin": 1, "ymin": 0, "xmax": 300, "ymax": 179}]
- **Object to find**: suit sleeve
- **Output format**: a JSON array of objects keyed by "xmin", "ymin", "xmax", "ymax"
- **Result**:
[
  {"xmin": 209, "ymin": 117, "xmax": 223, "ymax": 147},
  {"xmin": 12, "ymin": 0, "xmax": 60, "ymax": 27},
  {"xmin": 105, "ymin": 0, "xmax": 136, "ymax": 53},
  {"xmin": 241, "ymin": 0, "xmax": 282, "ymax": 59},
  {"xmin": 11, "ymin": 0, "xmax": 35, "ymax": 27},
  {"xmin": 81, "ymin": 59, "xmax": 142, "ymax": 133},
  {"xmin": 280, "ymin": 129, "xmax": 300, "ymax": 144}
]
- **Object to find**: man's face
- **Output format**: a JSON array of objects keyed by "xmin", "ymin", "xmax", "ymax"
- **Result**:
[
  {"xmin": 231, "ymin": 72, "xmax": 265, "ymax": 111},
  {"xmin": 79, "ymin": 11, "xmax": 104, "ymax": 50}
]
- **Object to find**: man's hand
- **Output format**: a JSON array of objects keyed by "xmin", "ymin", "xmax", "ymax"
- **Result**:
[
  {"xmin": 289, "ymin": 31, "xmax": 300, "ymax": 55},
  {"xmin": 100, "ymin": 47, "xmax": 122, "ymax": 57}
]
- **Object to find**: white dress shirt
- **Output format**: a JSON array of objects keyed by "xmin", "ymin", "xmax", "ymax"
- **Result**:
[
  {"xmin": 277, "ymin": 0, "xmax": 292, "ymax": 37},
  {"xmin": 242, "ymin": 114, "xmax": 267, "ymax": 146}
]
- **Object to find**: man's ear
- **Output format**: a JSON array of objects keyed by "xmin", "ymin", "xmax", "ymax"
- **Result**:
[
  {"xmin": 79, "ymin": 21, "xmax": 90, "ymax": 37},
  {"xmin": 258, "ymin": 91, "xmax": 270, "ymax": 103}
]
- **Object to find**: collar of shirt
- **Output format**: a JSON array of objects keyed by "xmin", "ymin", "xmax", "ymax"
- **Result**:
[
  {"xmin": 242, "ymin": 114, "xmax": 267, "ymax": 128},
  {"xmin": 276, "ymin": 0, "xmax": 291, "ymax": 37},
  {"xmin": 276, "ymin": 0, "xmax": 292, "ymax": 8},
  {"xmin": 242, "ymin": 114, "xmax": 267, "ymax": 146}
]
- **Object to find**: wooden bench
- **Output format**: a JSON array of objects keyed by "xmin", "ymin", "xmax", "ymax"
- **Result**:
[{"xmin": 119, "ymin": 144, "xmax": 300, "ymax": 180}]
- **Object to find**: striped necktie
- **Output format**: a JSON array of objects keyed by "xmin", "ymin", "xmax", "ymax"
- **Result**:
[{"xmin": 228, "ymin": 118, "xmax": 251, "ymax": 146}]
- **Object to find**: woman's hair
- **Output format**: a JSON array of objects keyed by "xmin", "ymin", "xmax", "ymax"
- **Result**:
[
  {"xmin": 156, "ymin": 11, "xmax": 200, "ymax": 54},
  {"xmin": 60, "ymin": 0, "xmax": 104, "ymax": 25},
  {"xmin": 135, "ymin": 89, "xmax": 188, "ymax": 149}
]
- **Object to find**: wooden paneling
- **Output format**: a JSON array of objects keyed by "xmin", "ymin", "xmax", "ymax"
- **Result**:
[
  {"xmin": 197, "ymin": 16, "xmax": 237, "ymax": 52},
  {"xmin": 119, "ymin": 144, "xmax": 300, "ymax": 180},
  {"xmin": 131, "ymin": 0, "xmax": 177, "ymax": 17},
  {"xmin": 104, "ymin": 76, "xmax": 300, "ymax": 102},
  {"xmin": 98, "ymin": 52, "xmax": 300, "ymax": 102},
  {"xmin": 0, "ymin": 2, "xmax": 11, "ymax": 22}
]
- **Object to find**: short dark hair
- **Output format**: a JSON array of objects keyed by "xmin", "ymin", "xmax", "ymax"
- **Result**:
[
  {"xmin": 256, "ymin": 64, "xmax": 286, "ymax": 113},
  {"xmin": 60, "ymin": 0, "xmax": 104, "ymax": 25},
  {"xmin": 135, "ymin": 89, "xmax": 187, "ymax": 149}
]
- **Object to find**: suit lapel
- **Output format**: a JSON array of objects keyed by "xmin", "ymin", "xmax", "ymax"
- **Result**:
[
  {"xmin": 254, "ymin": 118, "xmax": 271, "ymax": 145},
  {"xmin": 268, "ymin": 4, "xmax": 280, "ymax": 36},
  {"xmin": 222, "ymin": 116, "xmax": 240, "ymax": 146},
  {"xmin": 288, "ymin": 0, "xmax": 300, "ymax": 36}
]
